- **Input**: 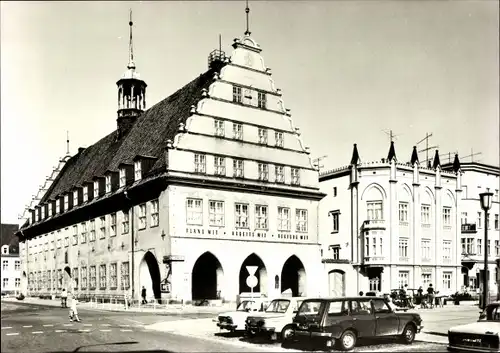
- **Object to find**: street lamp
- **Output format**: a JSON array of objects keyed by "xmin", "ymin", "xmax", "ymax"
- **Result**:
[{"xmin": 479, "ymin": 191, "xmax": 493, "ymax": 309}]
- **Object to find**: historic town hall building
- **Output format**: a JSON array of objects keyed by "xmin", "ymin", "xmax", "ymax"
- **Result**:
[{"xmin": 16, "ymin": 10, "xmax": 326, "ymax": 303}]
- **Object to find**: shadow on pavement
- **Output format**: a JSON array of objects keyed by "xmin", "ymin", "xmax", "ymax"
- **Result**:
[
  {"xmin": 280, "ymin": 337, "xmax": 411, "ymax": 351},
  {"xmin": 424, "ymin": 331, "xmax": 448, "ymax": 337},
  {"xmin": 41, "ymin": 341, "xmax": 175, "ymax": 353}
]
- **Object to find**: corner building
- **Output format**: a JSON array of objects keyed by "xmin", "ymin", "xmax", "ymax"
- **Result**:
[{"xmin": 16, "ymin": 21, "xmax": 326, "ymax": 303}]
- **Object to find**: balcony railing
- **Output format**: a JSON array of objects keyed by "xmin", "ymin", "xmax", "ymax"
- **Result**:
[
  {"xmin": 363, "ymin": 220, "xmax": 386, "ymax": 230},
  {"xmin": 363, "ymin": 256, "xmax": 386, "ymax": 265},
  {"xmin": 461, "ymin": 223, "xmax": 477, "ymax": 233}
]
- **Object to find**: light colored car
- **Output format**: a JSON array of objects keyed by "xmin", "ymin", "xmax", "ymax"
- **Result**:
[
  {"xmin": 216, "ymin": 298, "xmax": 269, "ymax": 332},
  {"xmin": 448, "ymin": 301, "xmax": 500, "ymax": 352},
  {"xmin": 245, "ymin": 297, "xmax": 304, "ymax": 341}
]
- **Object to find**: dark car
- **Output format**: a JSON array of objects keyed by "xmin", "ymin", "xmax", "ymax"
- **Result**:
[
  {"xmin": 447, "ymin": 301, "xmax": 500, "ymax": 352},
  {"xmin": 292, "ymin": 296, "xmax": 423, "ymax": 351}
]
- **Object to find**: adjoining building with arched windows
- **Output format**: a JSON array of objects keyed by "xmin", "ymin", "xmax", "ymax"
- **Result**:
[
  {"xmin": 15, "ymin": 12, "xmax": 327, "ymax": 303},
  {"xmin": 319, "ymin": 142, "xmax": 464, "ymax": 297}
]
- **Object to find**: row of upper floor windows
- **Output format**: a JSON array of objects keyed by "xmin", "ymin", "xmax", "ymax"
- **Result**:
[
  {"xmin": 2, "ymin": 277, "xmax": 20, "ymax": 288},
  {"xmin": 25, "ymin": 200, "xmax": 159, "ymax": 251},
  {"xmin": 213, "ymin": 119, "xmax": 285, "ymax": 148},
  {"xmin": 193, "ymin": 153, "xmax": 301, "ymax": 185},
  {"xmin": 460, "ymin": 237, "xmax": 500, "ymax": 257},
  {"xmin": 2, "ymin": 259, "xmax": 20, "ymax": 271},
  {"xmin": 185, "ymin": 198, "xmax": 309, "ymax": 232},
  {"xmin": 461, "ymin": 212, "xmax": 499, "ymax": 230},
  {"xmin": 30, "ymin": 157, "xmax": 157, "ymax": 224}
]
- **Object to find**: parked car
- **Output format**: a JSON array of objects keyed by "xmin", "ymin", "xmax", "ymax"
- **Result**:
[
  {"xmin": 216, "ymin": 298, "xmax": 269, "ymax": 333},
  {"xmin": 292, "ymin": 296, "xmax": 423, "ymax": 351},
  {"xmin": 447, "ymin": 301, "xmax": 500, "ymax": 352},
  {"xmin": 245, "ymin": 297, "xmax": 303, "ymax": 341}
]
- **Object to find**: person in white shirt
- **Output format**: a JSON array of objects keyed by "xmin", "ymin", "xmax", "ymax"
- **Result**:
[{"xmin": 69, "ymin": 294, "xmax": 81, "ymax": 322}]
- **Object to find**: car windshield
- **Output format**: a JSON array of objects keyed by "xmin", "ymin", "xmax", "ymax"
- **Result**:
[
  {"xmin": 237, "ymin": 300, "xmax": 255, "ymax": 311},
  {"xmin": 297, "ymin": 300, "xmax": 323, "ymax": 317},
  {"xmin": 265, "ymin": 299, "xmax": 290, "ymax": 313}
]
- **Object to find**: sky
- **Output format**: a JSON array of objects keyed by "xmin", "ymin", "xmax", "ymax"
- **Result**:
[{"xmin": 1, "ymin": 0, "xmax": 499, "ymax": 225}]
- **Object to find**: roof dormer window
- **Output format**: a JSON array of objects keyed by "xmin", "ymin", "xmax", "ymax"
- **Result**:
[
  {"xmin": 73, "ymin": 189, "xmax": 79, "ymax": 206},
  {"xmin": 41, "ymin": 205, "xmax": 45, "ymax": 220},
  {"xmin": 119, "ymin": 168, "xmax": 126, "ymax": 187},
  {"xmin": 37, "ymin": 207, "xmax": 41, "ymax": 221},
  {"xmin": 64, "ymin": 194, "xmax": 69, "ymax": 211},
  {"xmin": 56, "ymin": 199, "xmax": 61, "ymax": 214},
  {"xmin": 94, "ymin": 180, "xmax": 99, "ymax": 198},
  {"xmin": 134, "ymin": 160, "xmax": 142, "ymax": 181},
  {"xmin": 83, "ymin": 185, "xmax": 88, "ymax": 202},
  {"xmin": 1, "ymin": 245, "xmax": 8, "ymax": 255},
  {"xmin": 106, "ymin": 175, "xmax": 112, "ymax": 193}
]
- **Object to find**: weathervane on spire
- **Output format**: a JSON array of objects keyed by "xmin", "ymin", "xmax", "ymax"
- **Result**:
[
  {"xmin": 245, "ymin": 0, "xmax": 251, "ymax": 36},
  {"xmin": 128, "ymin": 8, "xmax": 135, "ymax": 69},
  {"xmin": 66, "ymin": 130, "xmax": 70, "ymax": 155}
]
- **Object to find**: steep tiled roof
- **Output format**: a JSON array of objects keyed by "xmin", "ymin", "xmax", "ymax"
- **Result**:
[
  {"xmin": 1, "ymin": 223, "xmax": 19, "ymax": 254},
  {"xmin": 40, "ymin": 69, "xmax": 215, "ymax": 203}
]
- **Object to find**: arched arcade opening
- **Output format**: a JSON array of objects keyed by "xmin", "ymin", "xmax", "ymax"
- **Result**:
[
  {"xmin": 191, "ymin": 252, "xmax": 224, "ymax": 300},
  {"xmin": 139, "ymin": 251, "xmax": 161, "ymax": 300},
  {"xmin": 280, "ymin": 255, "xmax": 306, "ymax": 296},
  {"xmin": 239, "ymin": 253, "xmax": 268, "ymax": 295}
]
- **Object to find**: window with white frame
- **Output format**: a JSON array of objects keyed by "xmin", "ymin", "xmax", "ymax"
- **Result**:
[
  {"xmin": 398, "ymin": 238, "xmax": 409, "ymax": 258},
  {"xmin": 461, "ymin": 237, "xmax": 475, "ymax": 255},
  {"xmin": 72, "ymin": 268, "xmax": 79, "ymax": 290},
  {"xmin": 15, "ymin": 278, "xmax": 20, "ymax": 288},
  {"xmin": 477, "ymin": 238, "xmax": 482, "ymax": 255},
  {"xmin": 72, "ymin": 225, "xmax": 78, "ymax": 245},
  {"xmin": 105, "ymin": 175, "xmax": 112, "ymax": 192},
  {"xmin": 110, "ymin": 263, "xmax": 117, "ymax": 288},
  {"xmin": 81, "ymin": 267, "xmax": 87, "ymax": 289},
  {"xmin": 119, "ymin": 168, "xmax": 126, "ymax": 187},
  {"xmin": 278, "ymin": 207, "xmax": 291, "ymax": 231},
  {"xmin": 442, "ymin": 207, "xmax": 451, "ymax": 226},
  {"xmin": 56, "ymin": 200, "xmax": 60, "ymax": 214},
  {"xmin": 121, "ymin": 262, "xmax": 130, "ymax": 290},
  {"xmin": 186, "ymin": 199, "xmax": 203, "ymax": 225},
  {"xmin": 194, "ymin": 154, "xmax": 206, "ymax": 174},
  {"xmin": 255, "ymin": 205, "xmax": 268, "ymax": 229},
  {"xmin": 134, "ymin": 160, "xmax": 142, "ymax": 180},
  {"xmin": 99, "ymin": 264, "xmax": 106, "ymax": 289},
  {"xmin": 2, "ymin": 278, "xmax": 8, "ymax": 288},
  {"xmin": 235, "ymin": 203, "xmax": 249, "ymax": 228},
  {"xmin": 442, "ymin": 272, "xmax": 452, "ymax": 290},
  {"xmin": 495, "ymin": 214, "xmax": 499, "ymax": 230},
  {"xmin": 399, "ymin": 202, "xmax": 409, "ymax": 224},
  {"xmin": 477, "ymin": 212, "xmax": 482, "ymax": 228},
  {"xmin": 232, "ymin": 85, "xmax": 242, "ymax": 103},
  {"xmin": 233, "ymin": 123, "xmax": 243, "ymax": 140},
  {"xmin": 56, "ymin": 237, "xmax": 61, "ymax": 248},
  {"xmin": 257, "ymin": 92, "xmax": 267, "ymax": 109},
  {"xmin": 89, "ymin": 220, "xmax": 96, "ymax": 241},
  {"xmin": 214, "ymin": 119, "xmax": 225, "ymax": 137},
  {"xmin": 275, "ymin": 131, "xmax": 284, "ymax": 148},
  {"xmin": 99, "ymin": 216, "xmax": 106, "ymax": 239},
  {"xmin": 83, "ymin": 186, "xmax": 88, "ymax": 202},
  {"xmin": 214, "ymin": 156, "xmax": 226, "ymax": 176},
  {"xmin": 258, "ymin": 163, "xmax": 269, "ymax": 181},
  {"xmin": 421, "ymin": 273, "xmax": 431, "ymax": 288},
  {"xmin": 442, "ymin": 240, "xmax": 452, "ymax": 262},
  {"xmin": 495, "ymin": 240, "xmax": 499, "ymax": 256},
  {"xmin": 64, "ymin": 195, "xmax": 69, "ymax": 211},
  {"xmin": 15, "ymin": 260, "xmax": 20, "ymax": 270},
  {"xmin": 73, "ymin": 190, "xmax": 79, "ymax": 206},
  {"xmin": 2, "ymin": 260, "xmax": 7, "ymax": 271},
  {"xmin": 330, "ymin": 245, "xmax": 340, "ymax": 260},
  {"xmin": 296, "ymin": 209, "xmax": 308, "ymax": 232},
  {"xmin": 138, "ymin": 204, "xmax": 146, "ymax": 230},
  {"xmin": 1, "ymin": 246, "xmax": 7, "ymax": 255},
  {"xmin": 421, "ymin": 239, "xmax": 431, "ymax": 260},
  {"xmin": 209, "ymin": 200, "xmax": 224, "ymax": 227},
  {"xmin": 398, "ymin": 271, "xmax": 409, "ymax": 289},
  {"xmin": 233, "ymin": 159, "xmax": 244, "ymax": 178},
  {"xmin": 122, "ymin": 211, "xmax": 129, "ymax": 234},
  {"xmin": 367, "ymin": 201, "xmax": 383, "ymax": 220},
  {"xmin": 275, "ymin": 165, "xmax": 284, "ymax": 183},
  {"xmin": 80, "ymin": 222, "xmax": 87, "ymax": 243},
  {"xmin": 89, "ymin": 266, "xmax": 96, "ymax": 289},
  {"xmin": 330, "ymin": 210, "xmax": 340, "ymax": 233},
  {"xmin": 486, "ymin": 214, "xmax": 490, "ymax": 229},
  {"xmin": 258, "ymin": 128, "xmax": 268, "ymax": 144},
  {"xmin": 150, "ymin": 201, "xmax": 159, "ymax": 227},
  {"xmin": 93, "ymin": 180, "xmax": 99, "ymax": 198},
  {"xmin": 291, "ymin": 168, "xmax": 300, "ymax": 186},
  {"xmin": 110, "ymin": 213, "xmax": 117, "ymax": 236},
  {"xmin": 461, "ymin": 212, "xmax": 468, "ymax": 225}
]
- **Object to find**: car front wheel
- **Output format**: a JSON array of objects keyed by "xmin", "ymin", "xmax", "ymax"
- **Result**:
[
  {"xmin": 280, "ymin": 325, "xmax": 294, "ymax": 341},
  {"xmin": 337, "ymin": 330, "xmax": 357, "ymax": 351},
  {"xmin": 401, "ymin": 324, "xmax": 416, "ymax": 344}
]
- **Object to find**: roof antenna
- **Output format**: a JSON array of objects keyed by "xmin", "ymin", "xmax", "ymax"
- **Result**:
[
  {"xmin": 127, "ymin": 8, "xmax": 135, "ymax": 69},
  {"xmin": 66, "ymin": 130, "xmax": 70, "ymax": 155},
  {"xmin": 245, "ymin": 0, "xmax": 251, "ymax": 35},
  {"xmin": 219, "ymin": 33, "xmax": 222, "ymax": 52}
]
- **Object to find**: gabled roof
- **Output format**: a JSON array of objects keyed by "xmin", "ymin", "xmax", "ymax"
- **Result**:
[
  {"xmin": 1, "ymin": 223, "xmax": 19, "ymax": 254},
  {"xmin": 40, "ymin": 69, "xmax": 215, "ymax": 203}
]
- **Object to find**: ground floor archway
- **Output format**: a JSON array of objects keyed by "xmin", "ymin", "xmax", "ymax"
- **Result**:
[
  {"xmin": 328, "ymin": 269, "xmax": 345, "ymax": 297},
  {"xmin": 239, "ymin": 253, "xmax": 267, "ymax": 295},
  {"xmin": 191, "ymin": 252, "xmax": 224, "ymax": 300},
  {"xmin": 280, "ymin": 255, "xmax": 306, "ymax": 296},
  {"xmin": 139, "ymin": 251, "xmax": 161, "ymax": 300},
  {"xmin": 63, "ymin": 266, "xmax": 71, "ymax": 290}
]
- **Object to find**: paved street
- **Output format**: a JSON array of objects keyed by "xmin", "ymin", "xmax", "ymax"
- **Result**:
[{"xmin": 1, "ymin": 300, "xmax": 475, "ymax": 353}]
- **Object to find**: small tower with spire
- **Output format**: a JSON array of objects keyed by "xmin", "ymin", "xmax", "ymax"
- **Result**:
[{"xmin": 116, "ymin": 9, "xmax": 147, "ymax": 139}]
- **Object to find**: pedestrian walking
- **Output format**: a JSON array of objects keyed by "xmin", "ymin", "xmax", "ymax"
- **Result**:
[
  {"xmin": 61, "ymin": 289, "xmax": 68, "ymax": 308},
  {"xmin": 141, "ymin": 286, "xmax": 147, "ymax": 304},
  {"xmin": 427, "ymin": 284, "xmax": 435, "ymax": 309},
  {"xmin": 69, "ymin": 294, "xmax": 81, "ymax": 322}
]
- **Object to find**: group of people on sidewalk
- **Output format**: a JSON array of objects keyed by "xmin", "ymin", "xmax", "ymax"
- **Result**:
[{"xmin": 60, "ymin": 289, "xmax": 81, "ymax": 322}]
